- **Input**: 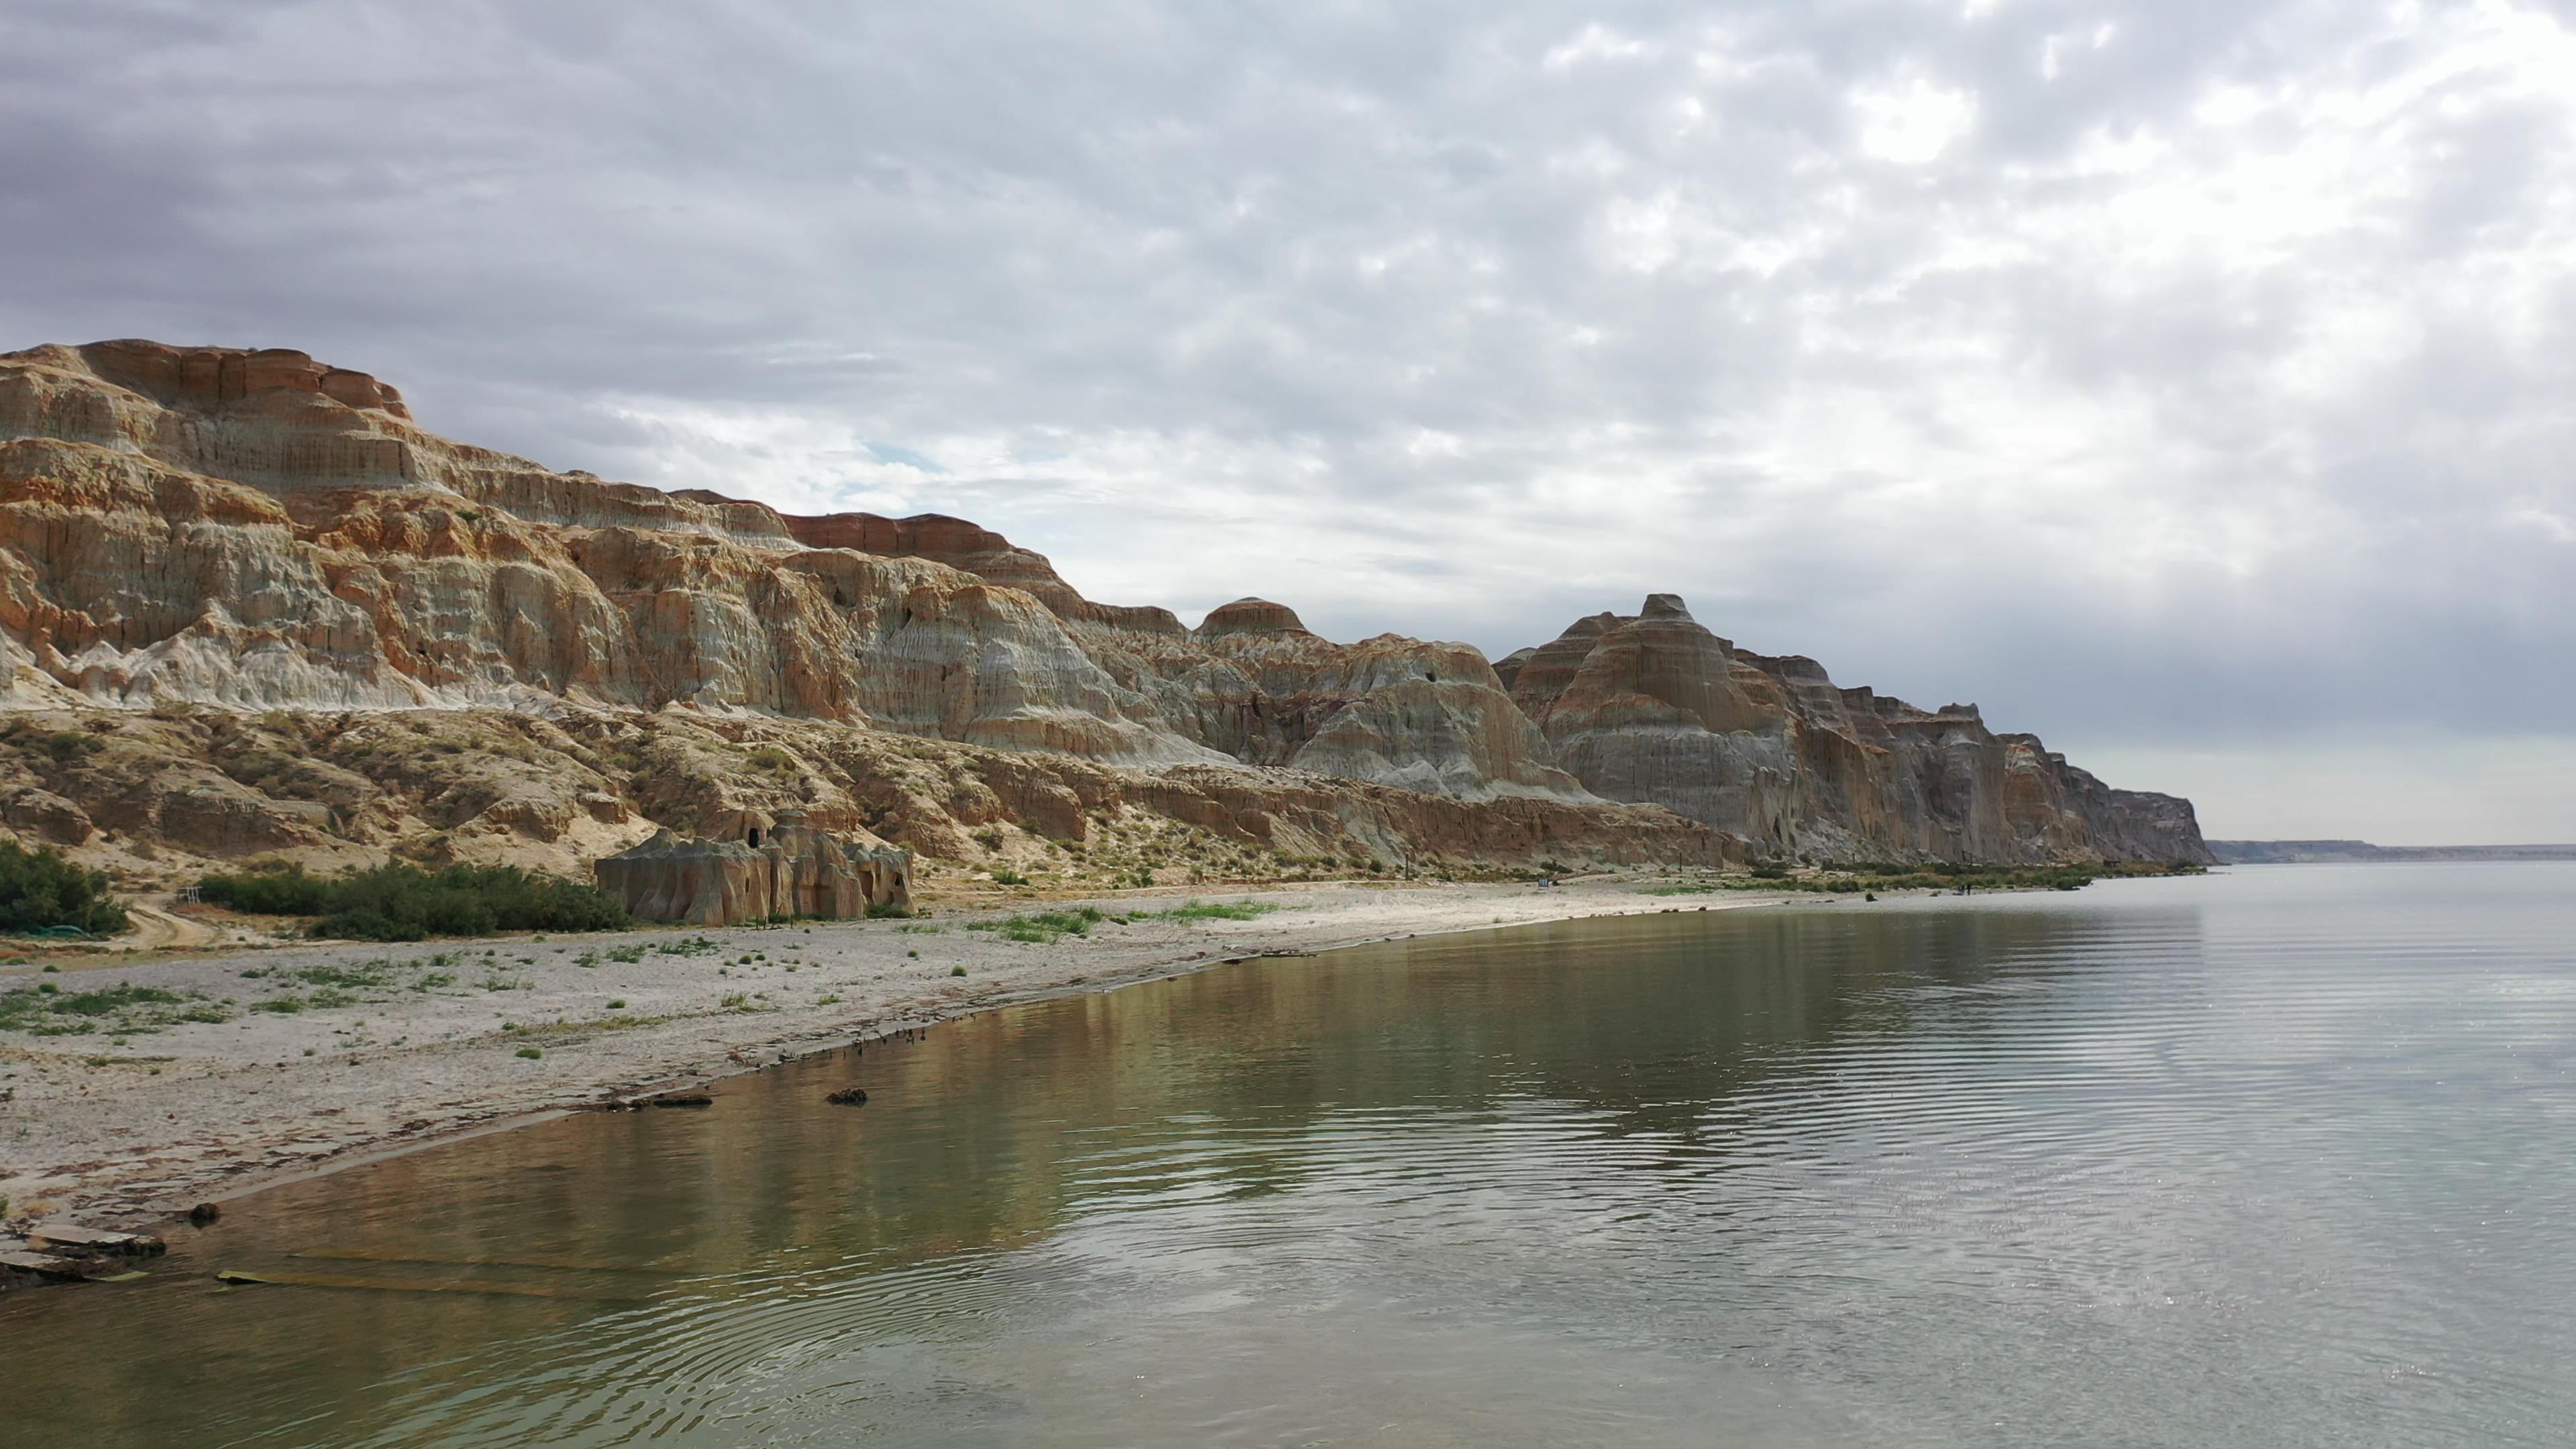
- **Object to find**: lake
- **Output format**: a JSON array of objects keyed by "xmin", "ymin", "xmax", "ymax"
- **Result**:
[{"xmin": 5, "ymin": 863, "xmax": 2571, "ymax": 1446}]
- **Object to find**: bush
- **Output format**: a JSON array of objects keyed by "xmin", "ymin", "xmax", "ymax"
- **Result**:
[
  {"xmin": 189, "ymin": 862, "xmax": 630, "ymax": 942},
  {"xmin": 0, "ymin": 839, "xmax": 129, "ymax": 936},
  {"xmin": 198, "ymin": 863, "xmax": 331, "ymax": 916}
]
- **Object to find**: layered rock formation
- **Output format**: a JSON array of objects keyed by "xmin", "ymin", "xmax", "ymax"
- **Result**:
[
  {"xmin": 0, "ymin": 340, "xmax": 1568, "ymax": 802},
  {"xmin": 1503, "ymin": 597, "xmax": 2210, "ymax": 863},
  {"xmin": 596, "ymin": 811, "xmax": 910, "ymax": 925},
  {"xmin": 0, "ymin": 338, "xmax": 2203, "ymax": 875}
]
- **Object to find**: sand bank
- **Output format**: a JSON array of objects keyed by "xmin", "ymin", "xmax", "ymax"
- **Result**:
[{"xmin": 1, "ymin": 876, "xmax": 1799, "ymax": 1241}]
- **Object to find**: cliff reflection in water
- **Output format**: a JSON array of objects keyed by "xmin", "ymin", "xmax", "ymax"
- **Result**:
[{"xmin": 7, "ymin": 903, "xmax": 2164, "ymax": 1447}]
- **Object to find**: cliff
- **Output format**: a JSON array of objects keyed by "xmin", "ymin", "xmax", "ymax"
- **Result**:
[
  {"xmin": 0, "ymin": 339, "xmax": 2203, "ymax": 877},
  {"xmin": 1505, "ymin": 596, "xmax": 2212, "ymax": 865}
]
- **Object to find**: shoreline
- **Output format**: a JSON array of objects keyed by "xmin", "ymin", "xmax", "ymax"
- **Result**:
[{"xmin": 2, "ymin": 876, "xmax": 1807, "ymax": 1253}]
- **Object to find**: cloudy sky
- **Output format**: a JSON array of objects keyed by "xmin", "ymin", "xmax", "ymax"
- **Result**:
[{"xmin": 5, "ymin": 0, "xmax": 2571, "ymax": 842}]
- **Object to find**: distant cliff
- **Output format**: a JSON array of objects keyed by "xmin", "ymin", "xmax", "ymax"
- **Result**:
[
  {"xmin": 0, "ymin": 339, "xmax": 2207, "ymax": 877},
  {"xmin": 1501, "ymin": 596, "xmax": 2210, "ymax": 865}
]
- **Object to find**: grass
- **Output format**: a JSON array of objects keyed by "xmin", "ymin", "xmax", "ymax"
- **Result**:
[
  {"xmin": 965, "ymin": 907, "xmax": 1104, "ymax": 944},
  {"xmin": 0, "ymin": 980, "xmax": 228, "ymax": 1036},
  {"xmin": 1124, "ymin": 900, "xmax": 1279, "ymax": 924},
  {"xmin": 194, "ymin": 862, "xmax": 629, "ymax": 942}
]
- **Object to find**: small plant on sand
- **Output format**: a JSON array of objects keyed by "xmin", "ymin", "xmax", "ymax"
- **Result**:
[
  {"xmin": 1128, "ymin": 900, "xmax": 1278, "ymax": 924},
  {"xmin": 516, "ymin": 1046, "xmax": 543, "ymax": 1059},
  {"xmin": 0, "ymin": 980, "xmax": 227, "ymax": 1036},
  {"xmin": 965, "ymin": 907, "xmax": 1104, "ymax": 945},
  {"xmin": 951, "ymin": 965, "xmax": 967, "ymax": 977}
]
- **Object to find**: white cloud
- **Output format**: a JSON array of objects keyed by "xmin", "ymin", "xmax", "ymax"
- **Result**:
[
  {"xmin": 2, "ymin": 0, "xmax": 2571, "ymax": 838},
  {"xmin": 1852, "ymin": 75, "xmax": 1979, "ymax": 163}
]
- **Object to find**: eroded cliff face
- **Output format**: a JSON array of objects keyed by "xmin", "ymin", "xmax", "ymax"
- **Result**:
[
  {"xmin": 0, "ymin": 341, "xmax": 1582, "ymax": 812},
  {"xmin": 0, "ymin": 339, "xmax": 2203, "ymax": 873},
  {"xmin": 1507, "ymin": 597, "xmax": 2212, "ymax": 864}
]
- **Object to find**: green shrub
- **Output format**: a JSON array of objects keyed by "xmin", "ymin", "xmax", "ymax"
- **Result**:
[
  {"xmin": 0, "ymin": 839, "xmax": 129, "ymax": 936},
  {"xmin": 197, "ymin": 863, "xmax": 627, "ymax": 941},
  {"xmin": 198, "ymin": 863, "xmax": 332, "ymax": 916},
  {"xmin": 988, "ymin": 867, "xmax": 1028, "ymax": 886},
  {"xmin": 307, "ymin": 864, "xmax": 630, "ymax": 942}
]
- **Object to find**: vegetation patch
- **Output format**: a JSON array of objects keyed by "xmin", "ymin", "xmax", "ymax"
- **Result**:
[
  {"xmin": 0, "ymin": 979, "xmax": 227, "ymax": 1036},
  {"xmin": 965, "ymin": 907, "xmax": 1104, "ymax": 944},
  {"xmin": 197, "ymin": 863, "xmax": 332, "ymax": 916},
  {"xmin": 196, "ymin": 862, "xmax": 630, "ymax": 941},
  {"xmin": 1123, "ymin": 899, "xmax": 1279, "ymax": 924},
  {"xmin": 0, "ymin": 840, "xmax": 130, "ymax": 936}
]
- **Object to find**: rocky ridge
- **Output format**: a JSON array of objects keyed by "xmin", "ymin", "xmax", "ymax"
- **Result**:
[
  {"xmin": 1503, "ymin": 596, "xmax": 2209, "ymax": 863},
  {"xmin": 0, "ymin": 339, "xmax": 2202, "ymax": 878}
]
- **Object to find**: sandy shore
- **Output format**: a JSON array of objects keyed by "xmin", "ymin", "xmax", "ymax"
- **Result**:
[{"xmin": 1, "ymin": 875, "xmax": 1799, "ymax": 1238}]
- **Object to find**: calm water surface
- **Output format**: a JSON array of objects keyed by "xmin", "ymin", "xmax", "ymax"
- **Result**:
[{"xmin": 5, "ymin": 863, "xmax": 2573, "ymax": 1446}]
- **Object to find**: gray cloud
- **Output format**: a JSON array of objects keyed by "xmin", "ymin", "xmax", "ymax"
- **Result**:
[{"xmin": 3, "ymin": 0, "xmax": 2569, "ymax": 837}]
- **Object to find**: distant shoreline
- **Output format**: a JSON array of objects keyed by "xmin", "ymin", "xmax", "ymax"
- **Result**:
[{"xmin": 2208, "ymin": 841, "xmax": 2576, "ymax": 864}]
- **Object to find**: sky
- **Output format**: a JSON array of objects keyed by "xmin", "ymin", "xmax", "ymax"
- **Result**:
[{"xmin": 3, "ymin": 1, "xmax": 2571, "ymax": 843}]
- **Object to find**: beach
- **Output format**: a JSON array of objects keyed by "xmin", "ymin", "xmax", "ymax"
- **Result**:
[{"xmin": 1, "ymin": 875, "xmax": 1796, "ymax": 1240}]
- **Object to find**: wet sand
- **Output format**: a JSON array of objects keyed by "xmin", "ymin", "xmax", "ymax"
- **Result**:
[{"xmin": 1, "ymin": 876, "xmax": 1796, "ymax": 1236}]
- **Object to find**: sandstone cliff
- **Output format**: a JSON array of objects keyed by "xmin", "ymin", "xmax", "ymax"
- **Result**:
[
  {"xmin": 1503, "ymin": 596, "xmax": 2211, "ymax": 864},
  {"xmin": 0, "ymin": 339, "xmax": 2203, "ymax": 878}
]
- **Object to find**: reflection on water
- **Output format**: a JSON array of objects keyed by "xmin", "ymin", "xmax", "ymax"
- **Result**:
[{"xmin": 5, "ymin": 865, "xmax": 2573, "ymax": 1447}]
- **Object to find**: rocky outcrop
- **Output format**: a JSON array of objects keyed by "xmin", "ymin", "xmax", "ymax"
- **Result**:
[
  {"xmin": 1509, "ymin": 597, "xmax": 2210, "ymax": 864},
  {"xmin": 0, "ymin": 339, "xmax": 2200, "ymax": 872},
  {"xmin": 0, "ymin": 704, "xmax": 1736, "ymax": 889},
  {"xmin": 596, "ymin": 811, "xmax": 910, "ymax": 925}
]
